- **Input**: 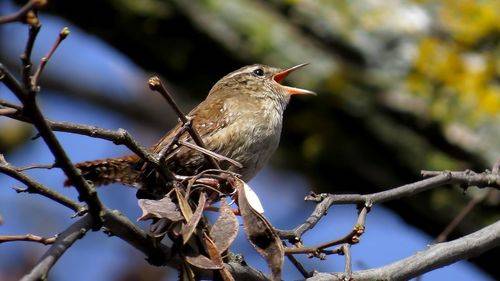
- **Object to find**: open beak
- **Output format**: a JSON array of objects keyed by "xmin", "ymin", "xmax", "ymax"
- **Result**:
[{"xmin": 273, "ymin": 63, "xmax": 316, "ymax": 96}]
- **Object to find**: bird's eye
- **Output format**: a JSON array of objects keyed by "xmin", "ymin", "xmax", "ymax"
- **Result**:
[{"xmin": 253, "ymin": 68, "xmax": 264, "ymax": 76}]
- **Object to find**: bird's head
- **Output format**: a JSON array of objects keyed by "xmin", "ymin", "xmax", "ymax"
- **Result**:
[{"xmin": 209, "ymin": 63, "xmax": 315, "ymax": 108}]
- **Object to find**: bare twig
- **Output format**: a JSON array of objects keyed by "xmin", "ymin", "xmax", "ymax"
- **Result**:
[
  {"xmin": 0, "ymin": 98, "xmax": 174, "ymax": 181},
  {"xmin": 148, "ymin": 76, "xmax": 220, "ymax": 169},
  {"xmin": 1, "ymin": 60, "xmax": 104, "ymax": 223},
  {"xmin": 178, "ymin": 140, "xmax": 243, "ymax": 168},
  {"xmin": 0, "ymin": 233, "xmax": 56, "ymax": 245},
  {"xmin": 0, "ymin": 0, "xmax": 45, "ymax": 24},
  {"xmin": 421, "ymin": 170, "xmax": 500, "ymax": 189},
  {"xmin": 341, "ymin": 244, "xmax": 352, "ymax": 280},
  {"xmin": 31, "ymin": 27, "xmax": 70, "ymax": 88},
  {"xmin": 0, "ymin": 108, "xmax": 18, "ymax": 115},
  {"xmin": 16, "ymin": 162, "xmax": 55, "ymax": 171},
  {"xmin": 435, "ymin": 190, "xmax": 492, "ymax": 243},
  {"xmin": 279, "ymin": 171, "xmax": 499, "ymax": 241},
  {"xmin": 0, "ymin": 155, "xmax": 84, "ymax": 213},
  {"xmin": 21, "ymin": 22, "xmax": 41, "ymax": 87},
  {"xmin": 286, "ymin": 251, "xmax": 311, "ymax": 278},
  {"xmin": 284, "ymin": 205, "xmax": 369, "ymax": 255},
  {"xmin": 308, "ymin": 221, "xmax": 500, "ymax": 281},
  {"xmin": 20, "ymin": 215, "xmax": 93, "ymax": 281}
]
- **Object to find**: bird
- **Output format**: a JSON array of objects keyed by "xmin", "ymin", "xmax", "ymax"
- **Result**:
[{"xmin": 68, "ymin": 63, "xmax": 315, "ymax": 194}]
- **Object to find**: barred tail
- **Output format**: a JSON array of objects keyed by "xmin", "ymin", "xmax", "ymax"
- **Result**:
[{"xmin": 65, "ymin": 155, "xmax": 141, "ymax": 187}]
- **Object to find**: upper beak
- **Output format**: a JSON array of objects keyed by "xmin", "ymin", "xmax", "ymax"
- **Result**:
[{"xmin": 273, "ymin": 63, "xmax": 316, "ymax": 96}]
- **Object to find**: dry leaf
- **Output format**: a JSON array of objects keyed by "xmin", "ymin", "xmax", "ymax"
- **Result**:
[
  {"xmin": 180, "ymin": 262, "xmax": 196, "ymax": 281},
  {"xmin": 137, "ymin": 196, "xmax": 183, "ymax": 222},
  {"xmin": 243, "ymin": 182, "xmax": 265, "ymax": 214},
  {"xmin": 176, "ymin": 187, "xmax": 193, "ymax": 221},
  {"xmin": 210, "ymin": 200, "xmax": 239, "ymax": 253},
  {"xmin": 203, "ymin": 233, "xmax": 235, "ymax": 281},
  {"xmin": 185, "ymin": 253, "xmax": 223, "ymax": 270},
  {"xmin": 237, "ymin": 180, "xmax": 284, "ymax": 281},
  {"xmin": 181, "ymin": 192, "xmax": 206, "ymax": 244}
]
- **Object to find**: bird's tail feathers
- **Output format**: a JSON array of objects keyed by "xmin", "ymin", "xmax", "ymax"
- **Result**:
[{"xmin": 64, "ymin": 155, "xmax": 141, "ymax": 187}]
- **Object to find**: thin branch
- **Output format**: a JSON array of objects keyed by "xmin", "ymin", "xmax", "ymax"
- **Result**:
[
  {"xmin": 308, "ymin": 220, "xmax": 500, "ymax": 281},
  {"xmin": 286, "ymin": 252, "xmax": 311, "ymax": 278},
  {"xmin": 0, "ymin": 0, "xmax": 45, "ymax": 24},
  {"xmin": 0, "ymin": 233, "xmax": 56, "ymax": 245},
  {"xmin": 421, "ymin": 170, "xmax": 500, "ymax": 189},
  {"xmin": 0, "ymin": 108, "xmax": 18, "ymax": 115},
  {"xmin": 21, "ymin": 22, "xmax": 41, "ymax": 88},
  {"xmin": 0, "ymin": 61, "xmax": 104, "ymax": 223},
  {"xmin": 284, "ymin": 205, "xmax": 369, "ymax": 255},
  {"xmin": 31, "ymin": 27, "xmax": 70, "ymax": 89},
  {"xmin": 0, "ymin": 98, "xmax": 174, "ymax": 181},
  {"xmin": 0, "ymin": 155, "xmax": 84, "ymax": 213},
  {"xmin": 341, "ymin": 244, "xmax": 352, "ymax": 280},
  {"xmin": 279, "ymin": 170, "xmax": 499, "ymax": 240},
  {"xmin": 178, "ymin": 140, "xmax": 243, "ymax": 168},
  {"xmin": 435, "ymin": 190, "xmax": 492, "ymax": 243},
  {"xmin": 20, "ymin": 215, "xmax": 93, "ymax": 281},
  {"xmin": 148, "ymin": 76, "xmax": 220, "ymax": 169},
  {"xmin": 16, "ymin": 162, "xmax": 55, "ymax": 171}
]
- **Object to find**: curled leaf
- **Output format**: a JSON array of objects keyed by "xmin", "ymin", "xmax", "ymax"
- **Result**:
[
  {"xmin": 203, "ymin": 233, "xmax": 235, "ymax": 281},
  {"xmin": 237, "ymin": 180, "xmax": 284, "ymax": 281},
  {"xmin": 185, "ymin": 253, "xmax": 223, "ymax": 270},
  {"xmin": 137, "ymin": 196, "xmax": 183, "ymax": 222},
  {"xmin": 176, "ymin": 187, "xmax": 193, "ymax": 221},
  {"xmin": 210, "ymin": 200, "xmax": 239, "ymax": 253},
  {"xmin": 181, "ymin": 192, "xmax": 206, "ymax": 244},
  {"xmin": 243, "ymin": 182, "xmax": 265, "ymax": 214}
]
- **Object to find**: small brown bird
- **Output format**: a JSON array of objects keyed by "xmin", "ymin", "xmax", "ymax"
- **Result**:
[{"xmin": 71, "ymin": 64, "xmax": 314, "ymax": 191}]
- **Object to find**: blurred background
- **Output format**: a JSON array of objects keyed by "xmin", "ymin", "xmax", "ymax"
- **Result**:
[{"xmin": 0, "ymin": 0, "xmax": 499, "ymax": 280}]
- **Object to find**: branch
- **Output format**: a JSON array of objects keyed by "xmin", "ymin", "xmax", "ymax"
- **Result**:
[
  {"xmin": 0, "ymin": 63, "xmax": 104, "ymax": 223},
  {"xmin": 0, "ymin": 234, "xmax": 56, "ymax": 245},
  {"xmin": 0, "ymin": 99, "xmax": 174, "ymax": 182},
  {"xmin": 178, "ymin": 140, "xmax": 243, "ymax": 168},
  {"xmin": 0, "ymin": 0, "xmax": 45, "ymax": 24},
  {"xmin": 279, "ymin": 170, "xmax": 499, "ymax": 240},
  {"xmin": 308, "ymin": 220, "xmax": 500, "ymax": 281},
  {"xmin": 20, "ymin": 20, "xmax": 41, "ymax": 87},
  {"xmin": 20, "ymin": 215, "xmax": 93, "ymax": 281},
  {"xmin": 31, "ymin": 27, "xmax": 70, "ymax": 89},
  {"xmin": 0, "ymin": 155, "xmax": 84, "ymax": 213},
  {"xmin": 148, "ymin": 76, "xmax": 221, "ymax": 169}
]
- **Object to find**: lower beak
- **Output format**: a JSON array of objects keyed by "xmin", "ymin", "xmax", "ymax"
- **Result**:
[{"xmin": 273, "ymin": 63, "xmax": 316, "ymax": 96}]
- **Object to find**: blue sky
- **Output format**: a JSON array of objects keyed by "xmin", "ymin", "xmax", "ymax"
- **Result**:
[{"xmin": 0, "ymin": 2, "xmax": 494, "ymax": 280}]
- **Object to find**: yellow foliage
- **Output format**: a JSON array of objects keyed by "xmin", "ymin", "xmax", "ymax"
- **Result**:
[{"xmin": 407, "ymin": 0, "xmax": 500, "ymax": 127}]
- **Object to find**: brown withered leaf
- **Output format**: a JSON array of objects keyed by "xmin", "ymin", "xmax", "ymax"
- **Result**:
[
  {"xmin": 210, "ymin": 200, "xmax": 239, "ymax": 253},
  {"xmin": 236, "ymin": 180, "xmax": 284, "ymax": 281},
  {"xmin": 180, "ymin": 262, "xmax": 196, "ymax": 281},
  {"xmin": 185, "ymin": 253, "xmax": 223, "ymax": 270},
  {"xmin": 175, "ymin": 187, "xmax": 193, "ymax": 221},
  {"xmin": 203, "ymin": 232, "xmax": 235, "ymax": 281},
  {"xmin": 137, "ymin": 196, "xmax": 183, "ymax": 222},
  {"xmin": 181, "ymin": 192, "xmax": 206, "ymax": 244}
]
